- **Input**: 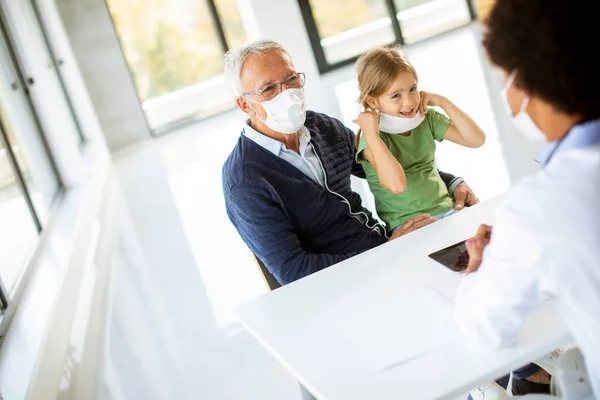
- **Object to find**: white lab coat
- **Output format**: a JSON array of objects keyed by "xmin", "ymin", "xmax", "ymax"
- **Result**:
[{"xmin": 455, "ymin": 144, "xmax": 600, "ymax": 398}]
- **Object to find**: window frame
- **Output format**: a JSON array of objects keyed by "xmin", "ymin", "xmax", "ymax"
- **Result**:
[
  {"xmin": 297, "ymin": 0, "xmax": 477, "ymax": 74},
  {"xmin": 0, "ymin": 0, "xmax": 74, "ymax": 318}
]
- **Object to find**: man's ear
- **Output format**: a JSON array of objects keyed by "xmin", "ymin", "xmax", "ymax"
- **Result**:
[
  {"xmin": 237, "ymin": 97, "xmax": 255, "ymax": 116},
  {"xmin": 364, "ymin": 94, "xmax": 378, "ymax": 111}
]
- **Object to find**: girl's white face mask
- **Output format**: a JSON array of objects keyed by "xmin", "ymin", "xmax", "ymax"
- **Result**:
[
  {"xmin": 377, "ymin": 109, "xmax": 426, "ymax": 134},
  {"xmin": 501, "ymin": 71, "xmax": 546, "ymax": 142},
  {"xmin": 245, "ymin": 88, "xmax": 307, "ymax": 134}
]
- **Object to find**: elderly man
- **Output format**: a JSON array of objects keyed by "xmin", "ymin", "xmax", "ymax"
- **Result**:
[{"xmin": 222, "ymin": 40, "xmax": 478, "ymax": 286}]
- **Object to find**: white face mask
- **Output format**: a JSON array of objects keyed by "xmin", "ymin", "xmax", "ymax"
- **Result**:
[
  {"xmin": 245, "ymin": 88, "xmax": 307, "ymax": 134},
  {"xmin": 378, "ymin": 109, "xmax": 426, "ymax": 134},
  {"xmin": 501, "ymin": 72, "xmax": 546, "ymax": 142}
]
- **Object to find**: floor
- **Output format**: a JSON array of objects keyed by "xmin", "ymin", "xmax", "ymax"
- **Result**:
[{"xmin": 108, "ymin": 23, "xmax": 545, "ymax": 399}]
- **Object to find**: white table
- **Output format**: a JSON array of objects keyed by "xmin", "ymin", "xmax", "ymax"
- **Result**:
[{"xmin": 236, "ymin": 196, "xmax": 571, "ymax": 400}]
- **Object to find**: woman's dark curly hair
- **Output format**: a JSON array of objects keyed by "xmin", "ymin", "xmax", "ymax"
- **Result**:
[{"xmin": 483, "ymin": 0, "xmax": 599, "ymax": 121}]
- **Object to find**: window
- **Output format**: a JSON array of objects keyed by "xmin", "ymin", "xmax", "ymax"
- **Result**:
[
  {"xmin": 2, "ymin": 1, "xmax": 85, "ymax": 148},
  {"xmin": 307, "ymin": 0, "xmax": 396, "ymax": 65},
  {"xmin": 214, "ymin": 0, "xmax": 247, "ymax": 51},
  {"xmin": 0, "ymin": 127, "xmax": 39, "ymax": 295},
  {"xmin": 107, "ymin": 0, "xmax": 248, "ymax": 131},
  {"xmin": 299, "ymin": 0, "xmax": 475, "ymax": 73},
  {"xmin": 0, "ymin": 9, "xmax": 60, "ymax": 224},
  {"xmin": 0, "ymin": 4, "xmax": 62, "ymax": 302},
  {"xmin": 395, "ymin": 0, "xmax": 472, "ymax": 44}
]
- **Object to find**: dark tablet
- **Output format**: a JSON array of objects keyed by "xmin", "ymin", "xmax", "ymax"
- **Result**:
[{"xmin": 428, "ymin": 240, "xmax": 469, "ymax": 273}]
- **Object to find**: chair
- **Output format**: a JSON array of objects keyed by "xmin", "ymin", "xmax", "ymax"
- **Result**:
[{"xmin": 251, "ymin": 252, "xmax": 281, "ymax": 290}]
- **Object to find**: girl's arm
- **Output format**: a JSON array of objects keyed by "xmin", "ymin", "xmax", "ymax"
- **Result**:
[
  {"xmin": 356, "ymin": 110, "xmax": 407, "ymax": 194},
  {"xmin": 420, "ymin": 92, "xmax": 486, "ymax": 148}
]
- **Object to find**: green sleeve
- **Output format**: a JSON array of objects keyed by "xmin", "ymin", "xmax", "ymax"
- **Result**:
[
  {"xmin": 355, "ymin": 133, "xmax": 369, "ymax": 164},
  {"xmin": 427, "ymin": 108, "xmax": 451, "ymax": 142}
]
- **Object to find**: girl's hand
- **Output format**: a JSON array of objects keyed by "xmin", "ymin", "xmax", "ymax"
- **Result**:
[
  {"xmin": 353, "ymin": 109, "xmax": 380, "ymax": 135},
  {"xmin": 418, "ymin": 91, "xmax": 446, "ymax": 115}
]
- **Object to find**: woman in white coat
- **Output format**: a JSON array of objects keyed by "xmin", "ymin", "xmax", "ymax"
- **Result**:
[{"xmin": 455, "ymin": 0, "xmax": 600, "ymax": 399}]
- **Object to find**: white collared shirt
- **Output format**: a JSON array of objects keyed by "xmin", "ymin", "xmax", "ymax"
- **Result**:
[{"xmin": 243, "ymin": 123, "xmax": 325, "ymax": 186}]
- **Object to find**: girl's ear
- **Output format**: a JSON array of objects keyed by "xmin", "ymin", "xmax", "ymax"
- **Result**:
[{"xmin": 364, "ymin": 94, "xmax": 378, "ymax": 111}]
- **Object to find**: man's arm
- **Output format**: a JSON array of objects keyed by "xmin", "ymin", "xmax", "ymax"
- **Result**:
[
  {"xmin": 439, "ymin": 172, "xmax": 480, "ymax": 209},
  {"xmin": 226, "ymin": 185, "xmax": 362, "ymax": 285},
  {"xmin": 438, "ymin": 170, "xmax": 464, "ymax": 194}
]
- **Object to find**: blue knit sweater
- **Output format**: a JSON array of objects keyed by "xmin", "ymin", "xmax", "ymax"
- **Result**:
[
  {"xmin": 223, "ymin": 111, "xmax": 388, "ymax": 285},
  {"xmin": 223, "ymin": 111, "xmax": 459, "ymax": 285}
]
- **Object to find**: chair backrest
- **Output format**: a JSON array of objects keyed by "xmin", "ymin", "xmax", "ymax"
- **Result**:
[{"xmin": 251, "ymin": 253, "xmax": 281, "ymax": 291}]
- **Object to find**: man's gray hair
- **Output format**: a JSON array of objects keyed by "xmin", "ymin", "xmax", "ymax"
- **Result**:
[{"xmin": 223, "ymin": 40, "xmax": 291, "ymax": 97}]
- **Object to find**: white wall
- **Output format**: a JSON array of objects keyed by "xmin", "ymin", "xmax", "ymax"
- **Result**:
[{"xmin": 54, "ymin": 0, "xmax": 151, "ymax": 151}]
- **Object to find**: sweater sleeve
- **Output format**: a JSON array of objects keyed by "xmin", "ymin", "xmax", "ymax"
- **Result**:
[
  {"xmin": 438, "ymin": 170, "xmax": 464, "ymax": 195},
  {"xmin": 225, "ymin": 184, "xmax": 363, "ymax": 285}
]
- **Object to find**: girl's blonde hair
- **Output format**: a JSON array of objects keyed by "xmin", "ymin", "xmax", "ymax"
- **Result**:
[{"xmin": 355, "ymin": 47, "xmax": 418, "ymax": 147}]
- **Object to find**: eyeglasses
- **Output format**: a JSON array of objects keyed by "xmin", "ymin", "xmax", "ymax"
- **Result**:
[{"xmin": 243, "ymin": 72, "xmax": 305, "ymax": 101}]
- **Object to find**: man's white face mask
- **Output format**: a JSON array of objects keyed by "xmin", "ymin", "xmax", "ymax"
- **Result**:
[
  {"xmin": 378, "ymin": 109, "xmax": 426, "ymax": 134},
  {"xmin": 246, "ymin": 88, "xmax": 307, "ymax": 134},
  {"xmin": 501, "ymin": 71, "xmax": 546, "ymax": 142}
]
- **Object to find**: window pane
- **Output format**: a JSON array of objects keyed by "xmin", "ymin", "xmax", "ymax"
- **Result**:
[
  {"xmin": 395, "ymin": 0, "xmax": 471, "ymax": 44},
  {"xmin": 308, "ymin": 0, "xmax": 396, "ymax": 64},
  {"xmin": 309, "ymin": 0, "xmax": 388, "ymax": 38},
  {"xmin": 0, "ymin": 26, "xmax": 60, "ymax": 223},
  {"xmin": 2, "ymin": 1, "xmax": 84, "ymax": 146},
  {"xmin": 394, "ymin": 0, "xmax": 436, "ymax": 11},
  {"xmin": 107, "ymin": 0, "xmax": 226, "ymax": 102},
  {"xmin": 215, "ymin": 0, "xmax": 247, "ymax": 50},
  {"xmin": 0, "ymin": 136, "xmax": 38, "ymax": 293}
]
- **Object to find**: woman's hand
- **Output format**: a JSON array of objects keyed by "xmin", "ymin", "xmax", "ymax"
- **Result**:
[{"xmin": 465, "ymin": 224, "xmax": 492, "ymax": 274}]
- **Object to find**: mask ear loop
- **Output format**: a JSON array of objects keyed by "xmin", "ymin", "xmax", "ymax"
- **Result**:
[
  {"xmin": 505, "ymin": 70, "xmax": 517, "ymax": 91},
  {"xmin": 507, "ymin": 71, "xmax": 530, "ymax": 114},
  {"xmin": 502, "ymin": 70, "xmax": 526, "ymax": 116},
  {"xmin": 245, "ymin": 98, "xmax": 268, "ymax": 124},
  {"xmin": 519, "ymin": 96, "xmax": 530, "ymax": 113}
]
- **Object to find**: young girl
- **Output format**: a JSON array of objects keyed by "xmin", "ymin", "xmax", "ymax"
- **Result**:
[{"xmin": 355, "ymin": 47, "xmax": 485, "ymax": 234}]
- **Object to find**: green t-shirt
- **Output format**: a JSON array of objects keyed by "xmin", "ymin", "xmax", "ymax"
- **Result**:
[{"xmin": 356, "ymin": 109, "xmax": 454, "ymax": 232}]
